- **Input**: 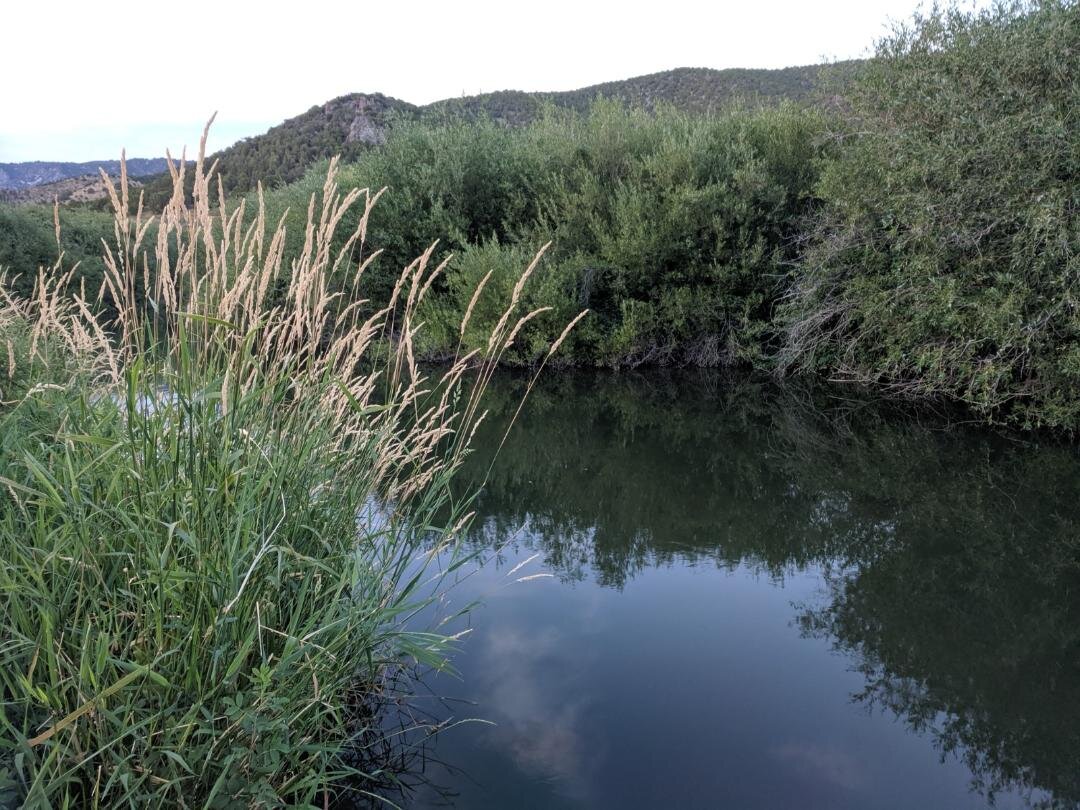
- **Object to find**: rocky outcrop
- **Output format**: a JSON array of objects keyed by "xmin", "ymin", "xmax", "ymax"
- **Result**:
[{"xmin": 342, "ymin": 95, "xmax": 390, "ymax": 146}]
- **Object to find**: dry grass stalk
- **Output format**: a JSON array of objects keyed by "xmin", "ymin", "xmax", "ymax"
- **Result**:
[{"xmin": 4, "ymin": 118, "xmax": 586, "ymax": 512}]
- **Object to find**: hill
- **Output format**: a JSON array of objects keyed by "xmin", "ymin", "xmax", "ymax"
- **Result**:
[
  {"xmin": 0, "ymin": 173, "xmax": 144, "ymax": 205},
  {"xmin": 424, "ymin": 63, "xmax": 854, "ymax": 124},
  {"xmin": 208, "ymin": 93, "xmax": 418, "ymax": 194},
  {"xmin": 0, "ymin": 158, "xmax": 168, "ymax": 190},
  {"xmin": 136, "ymin": 62, "xmax": 856, "ymax": 204}
]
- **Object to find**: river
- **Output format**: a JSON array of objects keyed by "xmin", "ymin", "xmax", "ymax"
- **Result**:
[{"xmin": 385, "ymin": 371, "xmax": 1080, "ymax": 809}]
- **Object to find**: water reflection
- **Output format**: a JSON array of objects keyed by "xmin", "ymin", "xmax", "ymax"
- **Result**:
[
  {"xmin": 414, "ymin": 371, "xmax": 1080, "ymax": 808},
  {"xmin": 801, "ymin": 521, "xmax": 1080, "ymax": 806}
]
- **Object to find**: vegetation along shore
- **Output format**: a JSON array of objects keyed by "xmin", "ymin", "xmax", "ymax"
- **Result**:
[
  {"xmin": 0, "ymin": 125, "xmax": 578, "ymax": 803},
  {"xmin": 3, "ymin": 2, "xmax": 1075, "ymax": 429},
  {"xmin": 0, "ymin": 0, "xmax": 1076, "ymax": 805}
]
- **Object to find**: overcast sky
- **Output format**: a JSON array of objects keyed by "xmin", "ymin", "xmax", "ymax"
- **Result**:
[{"xmin": 1, "ymin": 0, "xmax": 979, "ymax": 162}]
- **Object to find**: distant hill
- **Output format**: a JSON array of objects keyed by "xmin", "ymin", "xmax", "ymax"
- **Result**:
[
  {"xmin": 0, "ymin": 174, "xmax": 144, "ymax": 205},
  {"xmin": 11, "ymin": 63, "xmax": 858, "ymax": 206},
  {"xmin": 0, "ymin": 158, "xmax": 168, "ymax": 190},
  {"xmin": 424, "ymin": 63, "xmax": 855, "ymax": 124}
]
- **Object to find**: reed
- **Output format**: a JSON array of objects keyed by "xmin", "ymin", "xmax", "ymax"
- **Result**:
[{"xmin": 0, "ymin": 121, "xmax": 578, "ymax": 808}]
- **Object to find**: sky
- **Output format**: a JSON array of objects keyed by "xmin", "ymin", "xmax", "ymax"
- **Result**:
[{"xmin": 0, "ymin": 0, "xmax": 979, "ymax": 162}]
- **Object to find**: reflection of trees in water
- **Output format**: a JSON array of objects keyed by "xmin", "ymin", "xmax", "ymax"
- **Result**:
[
  {"xmin": 461, "ymin": 371, "xmax": 870, "ymax": 586},
  {"xmin": 461, "ymin": 370, "xmax": 1080, "ymax": 807},
  {"xmin": 801, "ymin": 525, "xmax": 1080, "ymax": 808}
]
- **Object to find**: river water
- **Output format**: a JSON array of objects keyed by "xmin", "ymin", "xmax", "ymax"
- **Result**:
[{"xmin": 394, "ymin": 371, "xmax": 1080, "ymax": 809}]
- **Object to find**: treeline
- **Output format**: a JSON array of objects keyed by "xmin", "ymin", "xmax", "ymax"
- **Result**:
[
  {"xmin": 259, "ymin": 0, "xmax": 1076, "ymax": 427},
  {"xmin": 2, "ymin": 0, "xmax": 1077, "ymax": 429}
]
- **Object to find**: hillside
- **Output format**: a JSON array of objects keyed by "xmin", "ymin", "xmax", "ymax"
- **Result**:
[
  {"xmin": 209, "ymin": 93, "xmax": 418, "ymax": 193},
  {"xmin": 424, "ymin": 63, "xmax": 854, "ymax": 124},
  {"xmin": 138, "ymin": 62, "xmax": 856, "ymax": 203},
  {"xmin": 552, "ymin": 64, "xmax": 850, "ymax": 110},
  {"xmin": 0, "ymin": 158, "xmax": 167, "ymax": 190},
  {"xmin": 0, "ymin": 173, "xmax": 143, "ymax": 205}
]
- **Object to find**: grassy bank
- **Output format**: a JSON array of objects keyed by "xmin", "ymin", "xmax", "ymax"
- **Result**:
[{"xmin": 0, "ymin": 137, "xmax": 571, "ymax": 806}]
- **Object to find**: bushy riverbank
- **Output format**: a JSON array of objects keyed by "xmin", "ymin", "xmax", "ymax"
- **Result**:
[
  {"xmin": 226, "ymin": 1, "xmax": 1080, "ymax": 428},
  {"xmin": 1, "ymin": 1, "xmax": 1076, "ymax": 431}
]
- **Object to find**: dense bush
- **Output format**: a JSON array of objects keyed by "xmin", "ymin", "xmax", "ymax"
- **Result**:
[
  {"xmin": 256, "ymin": 103, "xmax": 826, "ymax": 367},
  {"xmin": 517, "ymin": 103, "xmax": 823, "ymax": 366},
  {"xmin": 783, "ymin": 0, "xmax": 1080, "ymax": 428},
  {"xmin": 0, "ymin": 204, "xmax": 112, "ymax": 300}
]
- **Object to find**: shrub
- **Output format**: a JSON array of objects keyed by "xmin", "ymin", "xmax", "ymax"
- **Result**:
[
  {"xmin": 783, "ymin": 0, "xmax": 1080, "ymax": 428},
  {"xmin": 256, "ymin": 102, "xmax": 826, "ymax": 367},
  {"xmin": 0, "ymin": 204, "xmax": 113, "ymax": 302}
]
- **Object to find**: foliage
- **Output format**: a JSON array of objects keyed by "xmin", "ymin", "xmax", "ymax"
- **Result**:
[
  {"xmin": 257, "ymin": 103, "xmax": 827, "ymax": 367},
  {"xmin": 783, "ymin": 0, "xmax": 1080, "ymax": 428},
  {"xmin": 0, "ymin": 203, "xmax": 113, "ymax": 300}
]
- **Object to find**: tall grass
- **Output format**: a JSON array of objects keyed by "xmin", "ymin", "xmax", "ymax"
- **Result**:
[{"xmin": 0, "ymin": 122, "xmax": 577, "ymax": 808}]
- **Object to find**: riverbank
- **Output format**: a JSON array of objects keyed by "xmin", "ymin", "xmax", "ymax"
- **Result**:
[
  {"xmin": 0, "ymin": 149, "xmax": 564, "ymax": 806},
  {"xmin": 3, "ymin": 2, "xmax": 1075, "ymax": 431}
]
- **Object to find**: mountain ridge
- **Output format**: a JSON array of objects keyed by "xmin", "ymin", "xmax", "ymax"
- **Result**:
[
  {"xmin": 3, "ymin": 62, "xmax": 858, "ymax": 198},
  {"xmin": 423, "ymin": 63, "xmax": 855, "ymax": 123},
  {"xmin": 0, "ymin": 174, "xmax": 145, "ymax": 205},
  {"xmin": 0, "ymin": 158, "xmax": 169, "ymax": 191}
]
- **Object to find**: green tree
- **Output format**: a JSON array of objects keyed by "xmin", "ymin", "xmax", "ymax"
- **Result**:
[{"xmin": 784, "ymin": 0, "xmax": 1080, "ymax": 428}]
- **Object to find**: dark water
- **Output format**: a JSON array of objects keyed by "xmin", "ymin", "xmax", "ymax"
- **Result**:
[{"xmin": 400, "ymin": 372, "xmax": 1080, "ymax": 809}]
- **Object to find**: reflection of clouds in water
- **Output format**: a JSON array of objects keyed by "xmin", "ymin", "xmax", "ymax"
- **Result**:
[
  {"xmin": 491, "ymin": 702, "xmax": 589, "ymax": 791},
  {"xmin": 356, "ymin": 496, "xmax": 393, "ymax": 536},
  {"xmin": 469, "ymin": 598, "xmax": 603, "ymax": 803},
  {"xmin": 773, "ymin": 741, "xmax": 865, "ymax": 791}
]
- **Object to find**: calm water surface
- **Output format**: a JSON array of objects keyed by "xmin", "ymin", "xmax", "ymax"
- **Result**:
[{"xmin": 395, "ymin": 372, "xmax": 1080, "ymax": 809}]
